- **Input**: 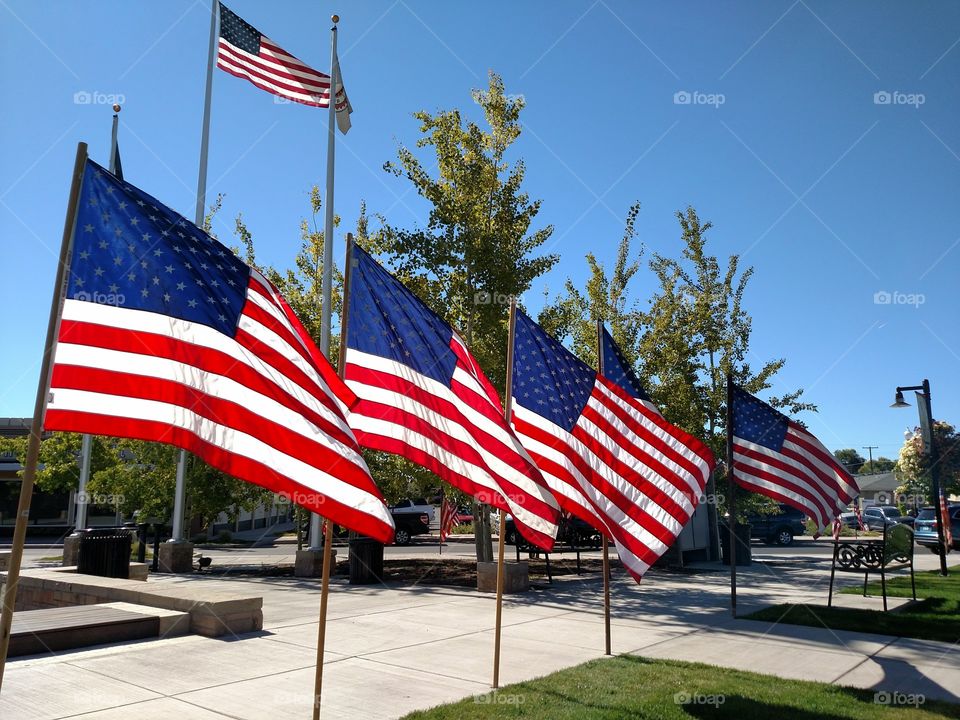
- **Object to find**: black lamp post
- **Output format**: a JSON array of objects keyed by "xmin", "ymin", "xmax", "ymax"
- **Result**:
[{"xmin": 892, "ymin": 379, "xmax": 949, "ymax": 576}]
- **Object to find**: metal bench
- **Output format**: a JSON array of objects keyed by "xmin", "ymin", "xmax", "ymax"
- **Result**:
[{"xmin": 828, "ymin": 522, "xmax": 916, "ymax": 611}]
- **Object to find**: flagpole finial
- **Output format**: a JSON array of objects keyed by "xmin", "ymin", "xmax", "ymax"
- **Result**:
[
  {"xmin": 331, "ymin": 14, "xmax": 339, "ymax": 23},
  {"xmin": 112, "ymin": 103, "xmax": 121, "ymax": 113}
]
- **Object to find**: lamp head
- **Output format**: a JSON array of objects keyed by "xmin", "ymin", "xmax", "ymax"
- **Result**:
[{"xmin": 891, "ymin": 390, "xmax": 910, "ymax": 408}]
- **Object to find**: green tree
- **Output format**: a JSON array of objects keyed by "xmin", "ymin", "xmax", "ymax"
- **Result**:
[
  {"xmin": 833, "ymin": 449, "xmax": 866, "ymax": 475},
  {"xmin": 896, "ymin": 422, "xmax": 960, "ymax": 502},
  {"xmin": 860, "ymin": 457, "xmax": 895, "ymax": 474},
  {"xmin": 381, "ymin": 71, "xmax": 558, "ymax": 561}
]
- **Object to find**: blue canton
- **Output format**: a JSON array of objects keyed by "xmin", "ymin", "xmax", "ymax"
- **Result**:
[
  {"xmin": 731, "ymin": 385, "xmax": 788, "ymax": 451},
  {"xmin": 67, "ymin": 159, "xmax": 249, "ymax": 337},
  {"xmin": 346, "ymin": 245, "xmax": 457, "ymax": 387},
  {"xmin": 599, "ymin": 325, "xmax": 654, "ymax": 403},
  {"xmin": 513, "ymin": 310, "xmax": 595, "ymax": 432}
]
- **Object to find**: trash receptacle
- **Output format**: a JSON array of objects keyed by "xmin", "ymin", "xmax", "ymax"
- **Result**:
[
  {"xmin": 77, "ymin": 528, "xmax": 133, "ymax": 578},
  {"xmin": 719, "ymin": 522, "xmax": 752, "ymax": 566},
  {"xmin": 348, "ymin": 537, "xmax": 384, "ymax": 584}
]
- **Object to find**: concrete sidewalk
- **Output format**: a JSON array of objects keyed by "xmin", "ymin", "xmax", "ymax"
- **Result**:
[{"xmin": 1, "ymin": 552, "xmax": 958, "ymax": 719}]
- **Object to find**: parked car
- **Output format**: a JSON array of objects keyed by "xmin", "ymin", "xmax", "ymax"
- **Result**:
[
  {"xmin": 390, "ymin": 510, "xmax": 431, "ymax": 546},
  {"xmin": 389, "ymin": 498, "xmax": 436, "ymax": 524},
  {"xmin": 862, "ymin": 505, "xmax": 914, "ymax": 531},
  {"xmin": 453, "ymin": 506, "xmax": 473, "ymax": 524},
  {"xmin": 746, "ymin": 504, "xmax": 807, "ymax": 546},
  {"xmin": 502, "ymin": 513, "xmax": 602, "ymax": 548},
  {"xmin": 914, "ymin": 504, "xmax": 960, "ymax": 553}
]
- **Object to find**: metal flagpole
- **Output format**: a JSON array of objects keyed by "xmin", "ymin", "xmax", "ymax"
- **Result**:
[
  {"xmin": 596, "ymin": 320, "xmax": 611, "ymax": 655},
  {"xmin": 726, "ymin": 374, "xmax": 737, "ymax": 617},
  {"xmin": 310, "ymin": 13, "xmax": 341, "ymax": 553},
  {"xmin": 492, "ymin": 299, "xmax": 519, "ymax": 688},
  {"xmin": 171, "ymin": 0, "xmax": 218, "ymax": 548},
  {"xmin": 0, "ymin": 142, "xmax": 88, "ymax": 690}
]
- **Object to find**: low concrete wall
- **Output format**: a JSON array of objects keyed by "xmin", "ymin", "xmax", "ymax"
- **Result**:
[{"xmin": 1, "ymin": 568, "xmax": 262, "ymax": 638}]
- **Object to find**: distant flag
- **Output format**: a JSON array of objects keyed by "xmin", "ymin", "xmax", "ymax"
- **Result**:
[
  {"xmin": 440, "ymin": 498, "xmax": 462, "ymax": 542},
  {"xmin": 510, "ymin": 311, "xmax": 715, "ymax": 581},
  {"xmin": 109, "ymin": 119, "xmax": 123, "ymax": 181},
  {"xmin": 832, "ymin": 517, "xmax": 842, "ymax": 541},
  {"xmin": 216, "ymin": 2, "xmax": 352, "ymax": 132},
  {"xmin": 44, "ymin": 160, "xmax": 393, "ymax": 543},
  {"xmin": 940, "ymin": 490, "xmax": 954, "ymax": 549},
  {"xmin": 730, "ymin": 385, "xmax": 859, "ymax": 535},
  {"xmin": 854, "ymin": 504, "xmax": 865, "ymax": 531},
  {"xmin": 343, "ymin": 245, "xmax": 561, "ymax": 550},
  {"xmin": 599, "ymin": 325, "xmax": 660, "ymax": 417}
]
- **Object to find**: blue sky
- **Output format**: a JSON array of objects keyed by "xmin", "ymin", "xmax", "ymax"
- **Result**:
[{"xmin": 2, "ymin": 1, "xmax": 958, "ymax": 461}]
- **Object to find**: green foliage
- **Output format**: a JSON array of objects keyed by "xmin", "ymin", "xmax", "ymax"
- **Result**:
[
  {"xmin": 860, "ymin": 457, "xmax": 895, "ymax": 474},
  {"xmin": 896, "ymin": 422, "xmax": 960, "ymax": 500},
  {"xmin": 833, "ymin": 449, "xmax": 866, "ymax": 475}
]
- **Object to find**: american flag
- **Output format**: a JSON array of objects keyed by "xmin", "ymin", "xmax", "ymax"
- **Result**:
[
  {"xmin": 730, "ymin": 384, "xmax": 859, "ymax": 535},
  {"xmin": 44, "ymin": 159, "xmax": 394, "ymax": 543},
  {"xmin": 510, "ymin": 312, "xmax": 715, "ymax": 581},
  {"xmin": 343, "ymin": 245, "xmax": 561, "ymax": 551},
  {"xmin": 216, "ymin": 3, "xmax": 352, "ymax": 132},
  {"xmin": 599, "ymin": 325, "xmax": 661, "ymax": 417},
  {"xmin": 439, "ymin": 497, "xmax": 462, "ymax": 542}
]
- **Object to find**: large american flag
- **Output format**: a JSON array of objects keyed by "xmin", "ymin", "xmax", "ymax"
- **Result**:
[
  {"xmin": 599, "ymin": 325, "xmax": 661, "ymax": 417},
  {"xmin": 343, "ymin": 246, "xmax": 561, "ymax": 550},
  {"xmin": 44, "ymin": 159, "xmax": 394, "ymax": 543},
  {"xmin": 730, "ymin": 384, "xmax": 859, "ymax": 534},
  {"xmin": 511, "ymin": 312, "xmax": 715, "ymax": 581},
  {"xmin": 216, "ymin": 3, "xmax": 352, "ymax": 132}
]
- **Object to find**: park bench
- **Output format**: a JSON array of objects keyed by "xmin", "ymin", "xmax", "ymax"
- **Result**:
[
  {"xmin": 827, "ymin": 522, "xmax": 916, "ymax": 611},
  {"xmin": 514, "ymin": 535, "xmax": 602, "ymax": 583}
]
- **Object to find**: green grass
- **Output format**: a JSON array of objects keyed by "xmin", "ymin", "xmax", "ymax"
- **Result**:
[
  {"xmin": 743, "ymin": 570, "xmax": 960, "ymax": 644},
  {"xmin": 400, "ymin": 656, "xmax": 959, "ymax": 719}
]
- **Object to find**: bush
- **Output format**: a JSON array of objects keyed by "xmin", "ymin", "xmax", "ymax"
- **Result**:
[
  {"xmin": 216, "ymin": 530, "xmax": 233, "ymax": 543},
  {"xmin": 451, "ymin": 522, "xmax": 473, "ymax": 535}
]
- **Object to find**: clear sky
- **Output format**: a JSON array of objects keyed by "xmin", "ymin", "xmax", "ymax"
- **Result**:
[{"xmin": 2, "ymin": 1, "xmax": 958, "ymax": 461}]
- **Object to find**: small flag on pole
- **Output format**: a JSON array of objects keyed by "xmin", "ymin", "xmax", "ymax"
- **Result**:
[
  {"xmin": 216, "ymin": 2, "xmax": 352, "ymax": 132},
  {"xmin": 440, "ymin": 498, "xmax": 462, "ymax": 542},
  {"xmin": 510, "ymin": 311, "xmax": 715, "ymax": 581},
  {"xmin": 44, "ymin": 160, "xmax": 393, "ymax": 542},
  {"xmin": 730, "ymin": 384, "xmax": 859, "ymax": 535},
  {"xmin": 343, "ymin": 245, "xmax": 561, "ymax": 550}
]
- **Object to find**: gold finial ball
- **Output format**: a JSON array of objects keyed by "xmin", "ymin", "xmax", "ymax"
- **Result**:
[
  {"xmin": 331, "ymin": 14, "xmax": 339, "ymax": 23},
  {"xmin": 112, "ymin": 103, "xmax": 121, "ymax": 113}
]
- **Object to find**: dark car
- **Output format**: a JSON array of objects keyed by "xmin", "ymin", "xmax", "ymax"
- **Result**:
[
  {"xmin": 503, "ymin": 513, "xmax": 602, "ymax": 549},
  {"xmin": 914, "ymin": 504, "xmax": 960, "ymax": 553},
  {"xmin": 862, "ymin": 505, "xmax": 914, "ymax": 530},
  {"xmin": 390, "ymin": 510, "xmax": 431, "ymax": 546},
  {"xmin": 746, "ymin": 504, "xmax": 807, "ymax": 546}
]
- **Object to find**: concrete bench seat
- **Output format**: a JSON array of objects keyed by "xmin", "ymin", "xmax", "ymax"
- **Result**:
[{"xmin": 1, "ymin": 568, "xmax": 262, "ymax": 638}]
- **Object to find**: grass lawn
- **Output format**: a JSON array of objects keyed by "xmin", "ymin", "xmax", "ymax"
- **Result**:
[
  {"xmin": 743, "ymin": 570, "xmax": 960, "ymax": 644},
  {"xmin": 400, "ymin": 656, "xmax": 960, "ymax": 719}
]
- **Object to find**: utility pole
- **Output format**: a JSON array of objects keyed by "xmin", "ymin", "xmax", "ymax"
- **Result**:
[{"xmin": 862, "ymin": 445, "xmax": 878, "ymax": 470}]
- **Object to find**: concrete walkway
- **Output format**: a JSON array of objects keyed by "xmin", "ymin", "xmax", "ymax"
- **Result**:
[{"xmin": 1, "ymin": 550, "xmax": 958, "ymax": 719}]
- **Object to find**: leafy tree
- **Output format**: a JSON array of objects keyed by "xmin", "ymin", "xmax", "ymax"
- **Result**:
[
  {"xmin": 380, "ymin": 71, "xmax": 558, "ymax": 561},
  {"xmin": 860, "ymin": 457, "xmax": 895, "ymax": 474},
  {"xmin": 896, "ymin": 422, "xmax": 960, "ymax": 503},
  {"xmin": 833, "ymin": 449, "xmax": 866, "ymax": 475}
]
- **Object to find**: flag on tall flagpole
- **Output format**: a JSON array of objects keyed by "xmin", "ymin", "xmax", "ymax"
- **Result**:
[
  {"xmin": 44, "ymin": 159, "xmax": 393, "ymax": 542},
  {"xmin": 730, "ymin": 384, "xmax": 859, "ymax": 534},
  {"xmin": 216, "ymin": 2, "xmax": 352, "ymax": 132},
  {"xmin": 510, "ymin": 311, "xmax": 715, "ymax": 581},
  {"xmin": 343, "ymin": 245, "xmax": 561, "ymax": 550}
]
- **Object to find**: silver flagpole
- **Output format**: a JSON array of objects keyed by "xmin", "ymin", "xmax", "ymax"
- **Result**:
[
  {"xmin": 309, "ymin": 14, "xmax": 340, "ymax": 554},
  {"xmin": 171, "ymin": 0, "xmax": 218, "ymax": 553}
]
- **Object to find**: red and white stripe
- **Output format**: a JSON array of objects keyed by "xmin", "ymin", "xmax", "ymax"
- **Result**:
[
  {"xmin": 733, "ymin": 421, "xmax": 858, "ymax": 534},
  {"xmin": 512, "ymin": 376, "xmax": 714, "ymax": 581},
  {"xmin": 345, "ymin": 332, "xmax": 561, "ymax": 551},
  {"xmin": 217, "ymin": 35, "xmax": 348, "ymax": 112},
  {"xmin": 45, "ymin": 271, "xmax": 394, "ymax": 543}
]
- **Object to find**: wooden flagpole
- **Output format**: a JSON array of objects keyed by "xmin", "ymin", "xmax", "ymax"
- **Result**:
[
  {"xmin": 311, "ymin": 231, "xmax": 354, "ymax": 719},
  {"xmin": 0, "ymin": 142, "xmax": 88, "ymax": 690},
  {"xmin": 726, "ymin": 374, "xmax": 737, "ymax": 618},
  {"xmin": 492, "ymin": 298, "xmax": 519, "ymax": 688},
  {"xmin": 596, "ymin": 320, "xmax": 611, "ymax": 655}
]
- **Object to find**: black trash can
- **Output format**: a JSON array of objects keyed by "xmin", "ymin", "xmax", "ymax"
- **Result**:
[
  {"xmin": 77, "ymin": 528, "xmax": 133, "ymax": 579},
  {"xmin": 348, "ymin": 537, "xmax": 384, "ymax": 584},
  {"xmin": 719, "ymin": 522, "xmax": 752, "ymax": 566}
]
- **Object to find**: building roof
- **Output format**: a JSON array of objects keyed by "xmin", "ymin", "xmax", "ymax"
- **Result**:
[
  {"xmin": 0, "ymin": 418, "xmax": 32, "ymax": 438},
  {"xmin": 855, "ymin": 472, "xmax": 898, "ymax": 493}
]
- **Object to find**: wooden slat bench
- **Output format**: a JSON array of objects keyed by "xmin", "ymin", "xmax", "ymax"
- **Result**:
[
  {"xmin": 10, "ymin": 604, "xmax": 161, "ymax": 657},
  {"xmin": 828, "ymin": 522, "xmax": 917, "ymax": 611}
]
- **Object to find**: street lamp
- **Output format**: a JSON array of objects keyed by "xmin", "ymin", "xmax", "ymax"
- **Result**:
[{"xmin": 891, "ymin": 379, "xmax": 949, "ymax": 576}]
